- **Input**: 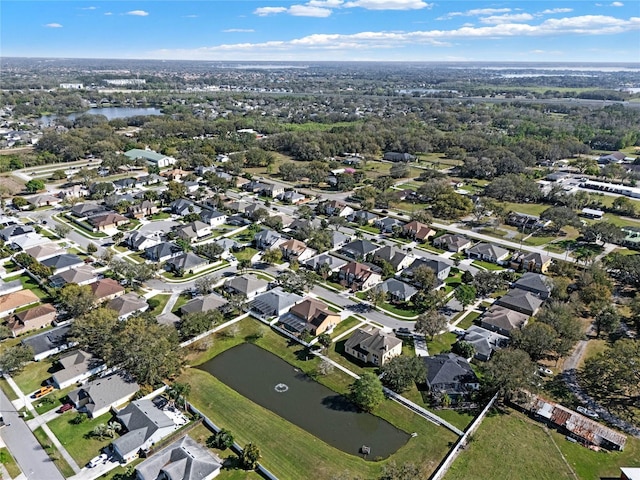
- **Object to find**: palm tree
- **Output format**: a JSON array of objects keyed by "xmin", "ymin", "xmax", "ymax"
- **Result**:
[{"xmin": 167, "ymin": 382, "xmax": 191, "ymax": 411}]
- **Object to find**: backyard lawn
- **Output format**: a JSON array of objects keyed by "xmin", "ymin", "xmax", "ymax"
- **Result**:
[
  {"xmin": 455, "ymin": 311, "xmax": 481, "ymax": 330},
  {"xmin": 3, "ymin": 274, "xmax": 50, "ymax": 300},
  {"xmin": 180, "ymin": 318, "xmax": 457, "ymax": 480},
  {"xmin": 48, "ymin": 412, "xmax": 119, "ymax": 467}
]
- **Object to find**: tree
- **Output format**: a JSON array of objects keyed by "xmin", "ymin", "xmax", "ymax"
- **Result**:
[
  {"xmin": 483, "ymin": 349, "xmax": 537, "ymax": 399},
  {"xmin": 415, "ymin": 309, "xmax": 448, "ymax": 340},
  {"xmin": 227, "ymin": 294, "xmax": 247, "ymax": 314},
  {"xmin": 70, "ymin": 308, "xmax": 119, "ymax": 360},
  {"xmin": 389, "ymin": 163, "xmax": 410, "ymax": 179},
  {"xmin": 12, "ymin": 196, "xmax": 28, "ymax": 209},
  {"xmin": 472, "ymin": 271, "xmax": 506, "ymax": 297},
  {"xmin": 112, "ymin": 231, "xmax": 124, "ymax": 245},
  {"xmin": 327, "ymin": 215, "xmax": 347, "ymax": 231},
  {"xmin": 25, "ymin": 179, "xmax": 45, "ymax": 193},
  {"xmin": 54, "ymin": 224, "xmax": 71, "ymax": 238},
  {"xmin": 454, "ymin": 285, "xmax": 476, "ymax": 308},
  {"xmin": 317, "ymin": 333, "xmax": 332, "ymax": 350},
  {"xmin": 511, "ymin": 322, "xmax": 558, "ymax": 361},
  {"xmin": 167, "ymin": 382, "xmax": 191, "ymax": 411},
  {"xmin": 581, "ymin": 222, "xmax": 624, "ymax": 246},
  {"xmin": 240, "ymin": 443, "xmax": 261, "ymax": 470},
  {"xmin": 380, "ymin": 356, "xmax": 426, "ymax": 393},
  {"xmin": 262, "ymin": 248, "xmax": 282, "ymax": 265},
  {"xmin": 366, "ymin": 287, "xmax": 387, "ymax": 307},
  {"xmin": 238, "ymin": 258, "xmax": 252, "ymax": 272},
  {"xmin": 540, "ymin": 206, "xmax": 581, "ymax": 232},
  {"xmin": 86, "ymin": 243, "xmax": 98, "ymax": 255},
  {"xmin": 461, "ymin": 270, "xmax": 474, "ymax": 284},
  {"xmin": 0, "ymin": 345, "xmax": 33, "ymax": 373},
  {"xmin": 180, "ymin": 312, "xmax": 217, "ymax": 339},
  {"xmin": 59, "ymin": 283, "xmax": 95, "ymax": 317},
  {"xmin": 350, "ymin": 372, "xmax": 385, "ymax": 412},
  {"xmin": 307, "ymin": 230, "xmax": 332, "ymax": 252},
  {"xmin": 207, "ymin": 429, "xmax": 234, "ymax": 450},
  {"xmin": 452, "ymin": 340, "xmax": 476, "ymax": 359},
  {"xmin": 431, "ymin": 190, "xmax": 474, "ymax": 220},
  {"xmin": 317, "ymin": 358, "xmax": 334, "ymax": 376},
  {"xmin": 411, "ymin": 264, "xmax": 436, "ymax": 291},
  {"xmin": 297, "ymin": 205, "xmax": 314, "ymax": 219},
  {"xmin": 593, "ymin": 305, "xmax": 620, "ymax": 338},
  {"xmin": 380, "ymin": 461, "xmax": 429, "ymax": 480},
  {"xmin": 194, "ymin": 275, "xmax": 217, "ymax": 295}
]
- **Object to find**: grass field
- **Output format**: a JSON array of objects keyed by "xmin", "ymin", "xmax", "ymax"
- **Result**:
[
  {"xmin": 446, "ymin": 409, "xmax": 576, "ymax": 480},
  {"xmin": 13, "ymin": 358, "xmax": 54, "ymax": 395},
  {"xmin": 48, "ymin": 412, "xmax": 119, "ymax": 467},
  {"xmin": 0, "ymin": 447, "xmax": 21, "ymax": 478},
  {"xmin": 426, "ymin": 332, "xmax": 458, "ymax": 356},
  {"xmin": 180, "ymin": 318, "xmax": 457, "ymax": 480},
  {"xmin": 32, "ymin": 426, "xmax": 75, "ymax": 478}
]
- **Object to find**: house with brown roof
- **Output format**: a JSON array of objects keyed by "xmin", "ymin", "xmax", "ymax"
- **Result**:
[
  {"xmin": 127, "ymin": 200, "xmax": 159, "ymax": 219},
  {"xmin": 24, "ymin": 243, "xmax": 66, "ymax": 261},
  {"xmin": 281, "ymin": 297, "xmax": 341, "ymax": 336},
  {"xmin": 91, "ymin": 278, "xmax": 126, "ymax": 303},
  {"xmin": 402, "ymin": 221, "xmax": 436, "ymax": 242},
  {"xmin": 88, "ymin": 212, "xmax": 129, "ymax": 232},
  {"xmin": 0, "ymin": 289, "xmax": 40, "ymax": 318},
  {"xmin": 480, "ymin": 305, "xmax": 529, "ymax": 337},
  {"xmin": 279, "ymin": 239, "xmax": 317, "ymax": 262},
  {"xmin": 433, "ymin": 234, "xmax": 473, "ymax": 253},
  {"xmin": 344, "ymin": 326, "xmax": 402, "ymax": 366},
  {"xmin": 7, "ymin": 303, "xmax": 57, "ymax": 337},
  {"xmin": 338, "ymin": 262, "xmax": 382, "ymax": 291},
  {"xmin": 49, "ymin": 265, "xmax": 97, "ymax": 288},
  {"xmin": 511, "ymin": 252, "xmax": 553, "ymax": 273},
  {"xmin": 108, "ymin": 293, "xmax": 149, "ymax": 320}
]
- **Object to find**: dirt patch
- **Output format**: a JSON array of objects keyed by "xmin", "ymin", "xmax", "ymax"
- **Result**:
[{"xmin": 0, "ymin": 175, "xmax": 25, "ymax": 194}]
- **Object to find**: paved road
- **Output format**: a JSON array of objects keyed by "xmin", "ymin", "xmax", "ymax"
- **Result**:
[{"xmin": 0, "ymin": 390, "xmax": 64, "ymax": 480}]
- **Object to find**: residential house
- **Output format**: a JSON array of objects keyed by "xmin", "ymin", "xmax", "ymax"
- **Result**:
[
  {"xmin": 379, "ymin": 278, "xmax": 418, "ymax": 303},
  {"xmin": 145, "ymin": 242, "xmax": 182, "ymax": 263},
  {"xmin": 321, "ymin": 200, "xmax": 353, "ymax": 218},
  {"xmin": 49, "ymin": 265, "xmax": 97, "ymax": 288},
  {"xmin": 22, "ymin": 324, "xmax": 75, "ymax": 361},
  {"xmin": 10, "ymin": 233, "xmax": 49, "ymax": 251},
  {"xmin": 0, "ymin": 279, "xmax": 22, "ymax": 297},
  {"xmin": 402, "ymin": 258, "xmax": 451, "ymax": 283},
  {"xmin": 215, "ymin": 238, "xmax": 240, "ymax": 254},
  {"xmin": 372, "ymin": 245, "xmax": 414, "ymax": 272},
  {"xmin": 506, "ymin": 212, "xmax": 551, "ymax": 231},
  {"xmin": 303, "ymin": 254, "xmax": 347, "ymax": 273},
  {"xmin": 288, "ymin": 218, "xmax": 321, "ymax": 236},
  {"xmin": 383, "ymin": 152, "xmax": 416, "ymax": 162},
  {"xmin": 347, "ymin": 210, "xmax": 378, "ymax": 225},
  {"xmin": 175, "ymin": 221, "xmax": 212, "ymax": 243},
  {"xmin": 344, "ymin": 326, "xmax": 402, "ymax": 366},
  {"xmin": 249, "ymin": 287, "xmax": 302, "ymax": 318},
  {"xmin": 467, "ymin": 243, "xmax": 510, "ymax": 264},
  {"xmin": 112, "ymin": 399, "xmax": 179, "ymax": 463},
  {"xmin": 280, "ymin": 297, "xmax": 341, "ymax": 336},
  {"xmin": 224, "ymin": 274, "xmax": 269, "ymax": 299},
  {"xmin": 24, "ymin": 243, "xmax": 66, "ymax": 261},
  {"xmin": 135, "ymin": 435, "xmax": 222, "ymax": 480},
  {"xmin": 462, "ymin": 325, "xmax": 509, "ymax": 362},
  {"xmin": 108, "ymin": 293, "xmax": 149, "ymax": 320},
  {"xmin": 127, "ymin": 200, "xmax": 159, "ymax": 219},
  {"xmin": 200, "ymin": 209, "xmax": 227, "ymax": 227},
  {"xmin": 597, "ymin": 151, "xmax": 626, "ymax": 165},
  {"xmin": 127, "ymin": 231, "xmax": 163, "ymax": 252},
  {"xmin": 481, "ymin": 305, "xmax": 530, "ymax": 336},
  {"xmin": 51, "ymin": 350, "xmax": 106, "ymax": 389},
  {"xmin": 180, "ymin": 293, "xmax": 228, "ymax": 316},
  {"xmin": 41, "ymin": 254, "xmax": 85, "ymax": 274},
  {"xmin": 581, "ymin": 208, "xmax": 604, "ymax": 220},
  {"xmin": 225, "ymin": 200, "xmax": 251, "ymax": 214},
  {"xmin": 183, "ymin": 180, "xmax": 200, "ymax": 194},
  {"xmin": 91, "ymin": 278, "xmax": 125, "ymax": 303},
  {"xmin": 495, "ymin": 289, "xmax": 544, "ymax": 316},
  {"xmin": 243, "ymin": 180, "xmax": 270, "ymax": 195},
  {"xmin": 124, "ymin": 148, "xmax": 176, "ymax": 168},
  {"xmin": 165, "ymin": 253, "xmax": 209, "ymax": 274},
  {"xmin": 244, "ymin": 203, "xmax": 267, "ymax": 220},
  {"xmin": 170, "ymin": 199, "xmax": 200, "ymax": 216},
  {"xmin": 0, "ymin": 289, "xmax": 40, "ymax": 317},
  {"xmin": 375, "ymin": 217, "xmax": 406, "ymax": 233},
  {"xmin": 512, "ymin": 252, "xmax": 553, "ymax": 273},
  {"xmin": 68, "ymin": 372, "xmax": 140, "ymax": 418},
  {"xmin": 433, "ymin": 234, "xmax": 472, "ymax": 253},
  {"xmin": 513, "ymin": 272, "xmax": 553, "ymax": 299},
  {"xmin": 423, "ymin": 353, "xmax": 480, "ymax": 401},
  {"xmin": 88, "ymin": 212, "xmax": 129, "ymax": 232},
  {"xmin": 340, "ymin": 239, "xmax": 380, "ymax": 260},
  {"xmin": 0, "ymin": 224, "xmax": 33, "ymax": 241},
  {"xmin": 113, "ymin": 178, "xmax": 142, "ymax": 191},
  {"xmin": 7, "ymin": 303, "xmax": 57, "ymax": 337},
  {"xmin": 330, "ymin": 230, "xmax": 351, "ymax": 249},
  {"xmin": 254, "ymin": 229, "xmax": 285, "ymax": 250},
  {"xmin": 338, "ymin": 262, "xmax": 383, "ymax": 291},
  {"xmin": 25, "ymin": 194, "xmax": 61, "ymax": 208},
  {"xmin": 138, "ymin": 174, "xmax": 164, "ymax": 186},
  {"xmin": 70, "ymin": 202, "xmax": 105, "ymax": 219},
  {"xmin": 279, "ymin": 239, "xmax": 317, "ymax": 262},
  {"xmin": 161, "ymin": 169, "xmax": 190, "ymax": 181},
  {"xmin": 263, "ymin": 182, "xmax": 286, "ymax": 198},
  {"xmin": 279, "ymin": 190, "xmax": 306, "ymax": 204}
]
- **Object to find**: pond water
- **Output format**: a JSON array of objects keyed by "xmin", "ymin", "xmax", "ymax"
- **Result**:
[
  {"xmin": 198, "ymin": 343, "xmax": 409, "ymax": 460},
  {"xmin": 39, "ymin": 107, "xmax": 163, "ymax": 125}
]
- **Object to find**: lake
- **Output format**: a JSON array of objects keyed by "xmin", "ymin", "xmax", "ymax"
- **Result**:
[
  {"xmin": 39, "ymin": 107, "xmax": 163, "ymax": 125},
  {"xmin": 198, "ymin": 343, "xmax": 409, "ymax": 459}
]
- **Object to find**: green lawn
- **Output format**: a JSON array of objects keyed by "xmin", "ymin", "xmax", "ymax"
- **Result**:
[
  {"xmin": 0, "ymin": 447, "xmax": 21, "ymax": 478},
  {"xmin": 34, "ymin": 385, "xmax": 76, "ymax": 415},
  {"xmin": 172, "ymin": 294, "xmax": 191, "ymax": 314},
  {"xmin": 0, "ymin": 377, "xmax": 18, "ymax": 401},
  {"xmin": 471, "ymin": 260, "xmax": 505, "ymax": 271},
  {"xmin": 162, "ymin": 262, "xmax": 229, "ymax": 281},
  {"xmin": 446, "ymin": 409, "xmax": 576, "ymax": 480},
  {"xmin": 180, "ymin": 318, "xmax": 456, "ymax": 480},
  {"xmin": 3, "ymin": 274, "xmax": 50, "ymax": 300},
  {"xmin": 426, "ymin": 332, "xmax": 458, "ymax": 355},
  {"xmin": 233, "ymin": 247, "xmax": 258, "ymax": 262},
  {"xmin": 329, "ymin": 316, "xmax": 362, "ymax": 339},
  {"xmin": 32, "ymin": 426, "xmax": 75, "ymax": 478},
  {"xmin": 48, "ymin": 412, "xmax": 119, "ymax": 467},
  {"xmin": 149, "ymin": 212, "xmax": 171, "ymax": 220},
  {"xmin": 12, "ymin": 358, "xmax": 54, "ymax": 395},
  {"xmin": 456, "ymin": 311, "xmax": 481, "ymax": 330},
  {"xmin": 147, "ymin": 293, "xmax": 171, "ymax": 316},
  {"xmin": 499, "ymin": 202, "xmax": 549, "ymax": 217}
]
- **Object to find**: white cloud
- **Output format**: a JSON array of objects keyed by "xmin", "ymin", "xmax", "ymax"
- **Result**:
[
  {"xmin": 104, "ymin": 12, "xmax": 113, "ymax": 15},
  {"xmin": 611, "ymin": 1, "xmax": 624, "ymax": 6},
  {"xmin": 481, "ymin": 13, "xmax": 534, "ymax": 24},
  {"xmin": 223, "ymin": 28, "xmax": 256, "ymax": 32},
  {"xmin": 254, "ymin": 6, "xmax": 287, "ymax": 16},
  {"xmin": 44, "ymin": 23, "xmax": 63, "ymax": 28},
  {"xmin": 183, "ymin": 14, "xmax": 198, "ymax": 18},
  {"xmin": 289, "ymin": 4, "xmax": 333, "ymax": 16},
  {"xmin": 81, "ymin": 6, "xmax": 97, "ymax": 10},
  {"xmin": 540, "ymin": 8, "xmax": 573, "ymax": 14},
  {"xmin": 126, "ymin": 10, "xmax": 149, "ymax": 16},
  {"xmin": 438, "ymin": 7, "xmax": 511, "ymax": 20},
  {"xmin": 343, "ymin": 0, "xmax": 433, "ymax": 10}
]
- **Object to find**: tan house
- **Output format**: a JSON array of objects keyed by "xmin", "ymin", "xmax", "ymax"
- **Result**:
[
  {"xmin": 512, "ymin": 252, "xmax": 553, "ymax": 274},
  {"xmin": 91, "ymin": 278, "xmax": 126, "ymax": 303},
  {"xmin": 7, "ymin": 303, "xmax": 57, "ymax": 337},
  {"xmin": 338, "ymin": 262, "xmax": 382, "ymax": 291},
  {"xmin": 402, "ymin": 221, "xmax": 436, "ymax": 242},
  {"xmin": 88, "ymin": 212, "xmax": 129, "ymax": 232},
  {"xmin": 0, "ymin": 289, "xmax": 40, "ymax": 318},
  {"xmin": 127, "ymin": 201, "xmax": 159, "ymax": 219},
  {"xmin": 279, "ymin": 239, "xmax": 317, "ymax": 262},
  {"xmin": 344, "ymin": 326, "xmax": 402, "ymax": 366},
  {"xmin": 284, "ymin": 297, "xmax": 341, "ymax": 336}
]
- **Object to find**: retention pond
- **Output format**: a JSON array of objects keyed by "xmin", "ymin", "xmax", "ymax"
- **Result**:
[{"xmin": 198, "ymin": 343, "xmax": 410, "ymax": 459}]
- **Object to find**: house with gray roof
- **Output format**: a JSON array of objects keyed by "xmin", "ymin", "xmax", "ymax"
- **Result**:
[
  {"xmin": 254, "ymin": 229, "xmax": 285, "ymax": 250},
  {"xmin": 481, "ymin": 305, "xmax": 530, "ymax": 337},
  {"xmin": 180, "ymin": 293, "xmax": 228, "ymax": 316},
  {"xmin": 124, "ymin": 148, "xmax": 176, "ymax": 168},
  {"xmin": 22, "ymin": 324, "xmax": 75, "ymax": 361},
  {"xmin": 330, "ymin": 230, "xmax": 351, "ymax": 249},
  {"xmin": 199, "ymin": 209, "xmax": 227, "ymax": 227},
  {"xmin": 279, "ymin": 190, "xmax": 306, "ymax": 204},
  {"xmin": 375, "ymin": 217, "xmax": 406, "ymax": 233},
  {"xmin": 175, "ymin": 221, "xmax": 211, "ymax": 243},
  {"xmin": 423, "ymin": 353, "xmax": 479, "ymax": 401},
  {"xmin": 51, "ymin": 350, "xmax": 106, "ymax": 389},
  {"xmin": 303, "ymin": 253, "xmax": 347, "ymax": 273},
  {"xmin": 344, "ymin": 326, "xmax": 402, "ymax": 366},
  {"xmin": 462, "ymin": 325, "xmax": 509, "ymax": 362},
  {"xmin": 145, "ymin": 242, "xmax": 181, "ymax": 262},
  {"xmin": 165, "ymin": 253, "xmax": 209, "ymax": 274},
  {"xmin": 379, "ymin": 278, "xmax": 418, "ymax": 303},
  {"xmin": 224, "ymin": 274, "xmax": 269, "ymax": 299},
  {"xmin": 112, "ymin": 399, "xmax": 178, "ymax": 464},
  {"xmin": 49, "ymin": 265, "xmax": 97, "ymax": 288},
  {"xmin": 340, "ymin": 239, "xmax": 380, "ymax": 260},
  {"xmin": 250, "ymin": 287, "xmax": 302, "ymax": 318},
  {"xmin": 467, "ymin": 243, "xmax": 510, "ymax": 264},
  {"xmin": 383, "ymin": 152, "xmax": 416, "ymax": 162},
  {"xmin": 216, "ymin": 237, "xmax": 240, "ymax": 253},
  {"xmin": 372, "ymin": 245, "xmax": 414, "ymax": 272},
  {"xmin": 68, "ymin": 372, "xmax": 139, "ymax": 418},
  {"xmin": 495, "ymin": 289, "xmax": 544, "ymax": 316},
  {"xmin": 24, "ymin": 243, "xmax": 66, "ymax": 261},
  {"xmin": 170, "ymin": 199, "xmax": 200, "ymax": 216},
  {"xmin": 41, "ymin": 253, "xmax": 85, "ymax": 274},
  {"xmin": 108, "ymin": 293, "xmax": 149, "ymax": 320},
  {"xmin": 347, "ymin": 210, "xmax": 378, "ymax": 225},
  {"xmin": 127, "ymin": 231, "xmax": 163, "ymax": 252},
  {"xmin": 70, "ymin": 202, "xmax": 106, "ymax": 218},
  {"xmin": 402, "ymin": 258, "xmax": 451, "ymax": 283},
  {"xmin": 513, "ymin": 272, "xmax": 553, "ymax": 299},
  {"xmin": 135, "ymin": 435, "xmax": 222, "ymax": 480},
  {"xmin": 0, "ymin": 224, "xmax": 33, "ymax": 241},
  {"xmin": 433, "ymin": 234, "xmax": 473, "ymax": 253}
]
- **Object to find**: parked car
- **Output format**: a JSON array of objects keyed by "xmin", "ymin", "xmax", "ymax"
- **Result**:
[
  {"xmin": 33, "ymin": 385, "xmax": 54, "ymax": 399},
  {"xmin": 538, "ymin": 367, "xmax": 553, "ymax": 376},
  {"xmin": 393, "ymin": 327, "xmax": 412, "ymax": 336},
  {"xmin": 57, "ymin": 403, "xmax": 73, "ymax": 413},
  {"xmin": 87, "ymin": 453, "xmax": 108, "ymax": 468},
  {"xmin": 577, "ymin": 406, "xmax": 599, "ymax": 419}
]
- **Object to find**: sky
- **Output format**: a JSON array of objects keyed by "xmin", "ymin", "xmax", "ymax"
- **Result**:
[{"xmin": 1, "ymin": 1, "xmax": 639, "ymax": 62}]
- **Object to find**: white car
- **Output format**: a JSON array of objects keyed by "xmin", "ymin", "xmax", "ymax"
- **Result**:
[
  {"xmin": 538, "ymin": 367, "xmax": 553, "ymax": 376},
  {"xmin": 577, "ymin": 406, "xmax": 599, "ymax": 419},
  {"xmin": 87, "ymin": 453, "xmax": 108, "ymax": 468}
]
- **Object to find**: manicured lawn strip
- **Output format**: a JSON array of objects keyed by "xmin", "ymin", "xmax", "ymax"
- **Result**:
[
  {"xmin": 471, "ymin": 260, "xmax": 504, "ymax": 271},
  {"xmin": 456, "ymin": 311, "xmax": 481, "ymax": 330},
  {"xmin": 172, "ymin": 294, "xmax": 191, "ymax": 314},
  {"xmin": 149, "ymin": 212, "xmax": 171, "ymax": 221},
  {"xmin": 426, "ymin": 332, "xmax": 458, "ymax": 355},
  {"xmin": 162, "ymin": 261, "xmax": 229, "ymax": 281},
  {"xmin": 148, "ymin": 293, "xmax": 171, "ymax": 316},
  {"xmin": 0, "ymin": 377, "xmax": 18, "ymax": 401},
  {"xmin": 498, "ymin": 202, "xmax": 549, "ymax": 217},
  {"xmin": 329, "ymin": 316, "xmax": 362, "ymax": 338},
  {"xmin": 32, "ymin": 426, "xmax": 75, "ymax": 478},
  {"xmin": 445, "ymin": 409, "xmax": 575, "ymax": 480},
  {"xmin": 0, "ymin": 447, "xmax": 21, "ymax": 478},
  {"xmin": 182, "ymin": 318, "xmax": 456, "ymax": 479},
  {"xmin": 13, "ymin": 359, "xmax": 53, "ymax": 395},
  {"xmin": 233, "ymin": 247, "xmax": 258, "ymax": 262},
  {"xmin": 327, "ymin": 340, "xmax": 374, "ymax": 377},
  {"xmin": 48, "ymin": 412, "xmax": 118, "ymax": 467}
]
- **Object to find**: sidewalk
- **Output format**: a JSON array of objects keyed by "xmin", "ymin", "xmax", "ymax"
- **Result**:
[{"xmin": 41, "ymin": 423, "xmax": 81, "ymax": 474}]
